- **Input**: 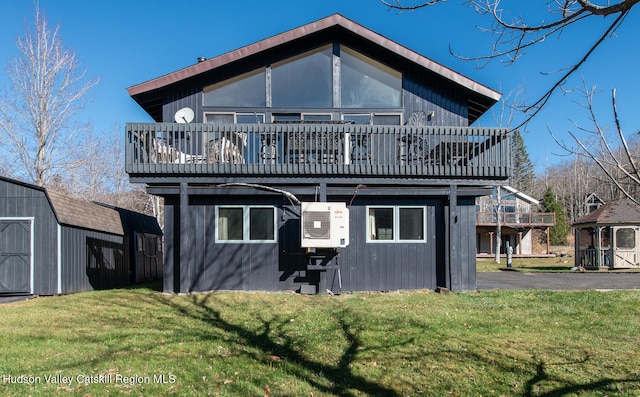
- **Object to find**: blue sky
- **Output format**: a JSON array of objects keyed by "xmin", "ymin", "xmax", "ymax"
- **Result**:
[{"xmin": 1, "ymin": 0, "xmax": 638, "ymax": 175}]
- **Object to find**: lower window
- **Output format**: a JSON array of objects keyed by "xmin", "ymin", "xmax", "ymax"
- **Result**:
[
  {"xmin": 216, "ymin": 206, "xmax": 276, "ymax": 243},
  {"xmin": 367, "ymin": 206, "xmax": 425, "ymax": 243}
]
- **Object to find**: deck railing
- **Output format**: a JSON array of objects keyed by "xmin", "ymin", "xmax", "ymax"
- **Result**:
[
  {"xmin": 125, "ymin": 122, "xmax": 511, "ymax": 179},
  {"xmin": 476, "ymin": 212, "xmax": 556, "ymax": 227},
  {"xmin": 576, "ymin": 248, "xmax": 611, "ymax": 268}
]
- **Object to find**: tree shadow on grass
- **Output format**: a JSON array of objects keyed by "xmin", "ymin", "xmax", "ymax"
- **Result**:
[
  {"xmin": 523, "ymin": 357, "xmax": 639, "ymax": 397},
  {"xmin": 150, "ymin": 293, "xmax": 408, "ymax": 396}
]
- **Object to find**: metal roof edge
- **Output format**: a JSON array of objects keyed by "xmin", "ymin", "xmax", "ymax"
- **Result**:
[{"xmin": 126, "ymin": 13, "xmax": 501, "ymax": 102}]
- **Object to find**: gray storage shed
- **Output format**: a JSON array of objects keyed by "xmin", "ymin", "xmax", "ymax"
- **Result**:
[{"xmin": 0, "ymin": 175, "xmax": 162, "ymax": 295}]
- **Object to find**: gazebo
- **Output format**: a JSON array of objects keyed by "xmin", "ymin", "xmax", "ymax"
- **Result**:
[{"xmin": 573, "ymin": 199, "xmax": 640, "ymax": 269}]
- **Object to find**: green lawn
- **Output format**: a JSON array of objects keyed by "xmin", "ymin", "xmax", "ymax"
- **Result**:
[{"xmin": 1, "ymin": 286, "xmax": 640, "ymax": 396}]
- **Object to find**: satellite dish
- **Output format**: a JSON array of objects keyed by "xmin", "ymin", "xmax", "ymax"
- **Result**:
[{"xmin": 174, "ymin": 107, "xmax": 195, "ymax": 123}]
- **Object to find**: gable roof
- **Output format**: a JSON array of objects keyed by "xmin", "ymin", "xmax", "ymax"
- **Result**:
[
  {"xmin": 47, "ymin": 190, "xmax": 125, "ymax": 235},
  {"xmin": 97, "ymin": 203, "xmax": 163, "ymax": 236},
  {"xmin": 502, "ymin": 186, "xmax": 539, "ymax": 206},
  {"xmin": 573, "ymin": 199, "xmax": 640, "ymax": 226},
  {"xmin": 128, "ymin": 13, "xmax": 501, "ymax": 123},
  {"xmin": 0, "ymin": 175, "xmax": 160, "ymax": 236}
]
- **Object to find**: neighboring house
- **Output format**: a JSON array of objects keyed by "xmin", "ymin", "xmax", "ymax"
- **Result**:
[
  {"xmin": 573, "ymin": 199, "xmax": 640, "ymax": 269},
  {"xmin": 476, "ymin": 186, "xmax": 555, "ymax": 257},
  {"xmin": 584, "ymin": 193, "xmax": 605, "ymax": 215},
  {"xmin": 0, "ymin": 175, "xmax": 163, "ymax": 295},
  {"xmin": 125, "ymin": 14, "xmax": 511, "ymax": 294}
]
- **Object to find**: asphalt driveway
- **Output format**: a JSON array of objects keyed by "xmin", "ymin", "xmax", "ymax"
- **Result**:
[{"xmin": 477, "ymin": 271, "xmax": 640, "ymax": 291}]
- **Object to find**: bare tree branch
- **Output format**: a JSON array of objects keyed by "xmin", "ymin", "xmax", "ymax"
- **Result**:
[
  {"xmin": 380, "ymin": 0, "xmax": 447, "ymax": 12},
  {"xmin": 550, "ymin": 81, "xmax": 640, "ymax": 203},
  {"xmin": 0, "ymin": 5, "xmax": 98, "ymax": 186},
  {"xmin": 382, "ymin": 0, "xmax": 638, "ymax": 127}
]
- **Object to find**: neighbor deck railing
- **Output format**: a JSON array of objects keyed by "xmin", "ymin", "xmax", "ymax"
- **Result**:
[
  {"xmin": 476, "ymin": 212, "xmax": 556, "ymax": 227},
  {"xmin": 125, "ymin": 123, "xmax": 511, "ymax": 180}
]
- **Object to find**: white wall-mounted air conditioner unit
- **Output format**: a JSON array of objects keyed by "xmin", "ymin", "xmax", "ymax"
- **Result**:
[{"xmin": 301, "ymin": 202, "xmax": 349, "ymax": 248}]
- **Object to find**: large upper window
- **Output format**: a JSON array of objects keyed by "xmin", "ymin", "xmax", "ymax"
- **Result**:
[
  {"xmin": 203, "ymin": 69, "xmax": 266, "ymax": 107},
  {"xmin": 216, "ymin": 206, "xmax": 276, "ymax": 243},
  {"xmin": 341, "ymin": 46, "xmax": 402, "ymax": 108},
  {"xmin": 271, "ymin": 46, "xmax": 333, "ymax": 108},
  {"xmin": 202, "ymin": 44, "xmax": 403, "ymax": 111},
  {"xmin": 367, "ymin": 206, "xmax": 425, "ymax": 243}
]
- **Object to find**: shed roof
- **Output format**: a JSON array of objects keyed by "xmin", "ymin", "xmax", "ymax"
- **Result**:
[
  {"xmin": 97, "ymin": 203, "xmax": 163, "ymax": 236},
  {"xmin": 0, "ymin": 174, "xmax": 160, "ymax": 236},
  {"xmin": 47, "ymin": 190, "xmax": 124, "ymax": 235},
  {"xmin": 572, "ymin": 199, "xmax": 640, "ymax": 226},
  {"xmin": 127, "ymin": 13, "xmax": 501, "ymax": 124}
]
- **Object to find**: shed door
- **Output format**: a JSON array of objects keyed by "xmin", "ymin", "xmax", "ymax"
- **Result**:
[
  {"xmin": 613, "ymin": 226, "xmax": 640, "ymax": 268},
  {"xmin": 0, "ymin": 220, "xmax": 32, "ymax": 294}
]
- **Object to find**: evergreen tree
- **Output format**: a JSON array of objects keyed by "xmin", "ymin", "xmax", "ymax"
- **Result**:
[
  {"xmin": 510, "ymin": 130, "xmax": 535, "ymax": 193},
  {"xmin": 541, "ymin": 187, "xmax": 571, "ymax": 245}
]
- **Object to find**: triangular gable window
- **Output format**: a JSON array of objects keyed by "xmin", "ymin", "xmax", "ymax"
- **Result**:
[
  {"xmin": 341, "ymin": 46, "xmax": 402, "ymax": 108},
  {"xmin": 203, "ymin": 69, "xmax": 266, "ymax": 107}
]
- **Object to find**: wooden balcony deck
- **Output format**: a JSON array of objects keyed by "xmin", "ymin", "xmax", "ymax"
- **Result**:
[
  {"xmin": 125, "ymin": 122, "xmax": 511, "ymax": 184},
  {"xmin": 476, "ymin": 212, "xmax": 556, "ymax": 227}
]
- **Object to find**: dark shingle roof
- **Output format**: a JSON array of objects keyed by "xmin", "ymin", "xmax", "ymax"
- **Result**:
[
  {"xmin": 573, "ymin": 199, "xmax": 640, "ymax": 226},
  {"xmin": 47, "ymin": 190, "xmax": 124, "ymax": 235},
  {"xmin": 97, "ymin": 203, "xmax": 163, "ymax": 236},
  {"xmin": 0, "ymin": 175, "xmax": 161, "ymax": 236}
]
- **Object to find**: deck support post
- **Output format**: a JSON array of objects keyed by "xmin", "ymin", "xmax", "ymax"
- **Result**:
[
  {"xmin": 518, "ymin": 232, "xmax": 523, "ymax": 255},
  {"xmin": 446, "ymin": 185, "xmax": 458, "ymax": 291},
  {"xmin": 546, "ymin": 227, "xmax": 551, "ymax": 255},
  {"xmin": 488, "ymin": 232, "xmax": 494, "ymax": 255},
  {"xmin": 179, "ymin": 182, "xmax": 190, "ymax": 293},
  {"xmin": 319, "ymin": 183, "xmax": 327, "ymax": 202}
]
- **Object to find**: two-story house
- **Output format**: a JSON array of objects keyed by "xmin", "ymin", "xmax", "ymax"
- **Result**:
[
  {"xmin": 476, "ymin": 186, "xmax": 556, "ymax": 257},
  {"xmin": 125, "ymin": 14, "xmax": 511, "ymax": 294}
]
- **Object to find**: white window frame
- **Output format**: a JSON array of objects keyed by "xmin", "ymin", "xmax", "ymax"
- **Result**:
[
  {"xmin": 341, "ymin": 112, "xmax": 403, "ymax": 125},
  {"xmin": 215, "ymin": 205, "xmax": 277, "ymax": 243},
  {"xmin": 204, "ymin": 112, "xmax": 265, "ymax": 124},
  {"xmin": 366, "ymin": 205, "xmax": 426, "ymax": 243},
  {"xmin": 372, "ymin": 113, "xmax": 403, "ymax": 125},
  {"xmin": 301, "ymin": 113, "xmax": 333, "ymax": 121}
]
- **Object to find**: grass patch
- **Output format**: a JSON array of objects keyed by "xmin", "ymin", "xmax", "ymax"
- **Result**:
[
  {"xmin": 1, "ymin": 288, "xmax": 640, "ymax": 396},
  {"xmin": 477, "ymin": 256, "xmax": 574, "ymax": 272}
]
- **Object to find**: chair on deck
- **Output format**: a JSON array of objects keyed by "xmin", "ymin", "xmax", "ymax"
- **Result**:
[
  {"xmin": 208, "ymin": 132, "xmax": 247, "ymax": 164},
  {"xmin": 398, "ymin": 110, "xmax": 429, "ymax": 165}
]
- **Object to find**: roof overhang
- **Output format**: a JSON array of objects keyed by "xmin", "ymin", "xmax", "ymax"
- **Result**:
[{"xmin": 128, "ymin": 13, "xmax": 501, "ymax": 123}]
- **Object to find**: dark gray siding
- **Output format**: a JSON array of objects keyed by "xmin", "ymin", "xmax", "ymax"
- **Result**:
[
  {"xmin": 60, "ymin": 227, "xmax": 127, "ymax": 294},
  {"xmin": 403, "ymin": 74, "xmax": 468, "ymax": 126},
  {"xmin": 164, "ymin": 196, "xmax": 299, "ymax": 293},
  {"xmin": 339, "ymin": 198, "xmax": 438, "ymax": 292},
  {"xmin": 163, "ymin": 90, "xmax": 201, "ymax": 123},
  {"xmin": 161, "ymin": 194, "xmax": 478, "ymax": 294},
  {"xmin": 0, "ymin": 179, "xmax": 58, "ymax": 295},
  {"xmin": 448, "ymin": 197, "xmax": 477, "ymax": 291}
]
